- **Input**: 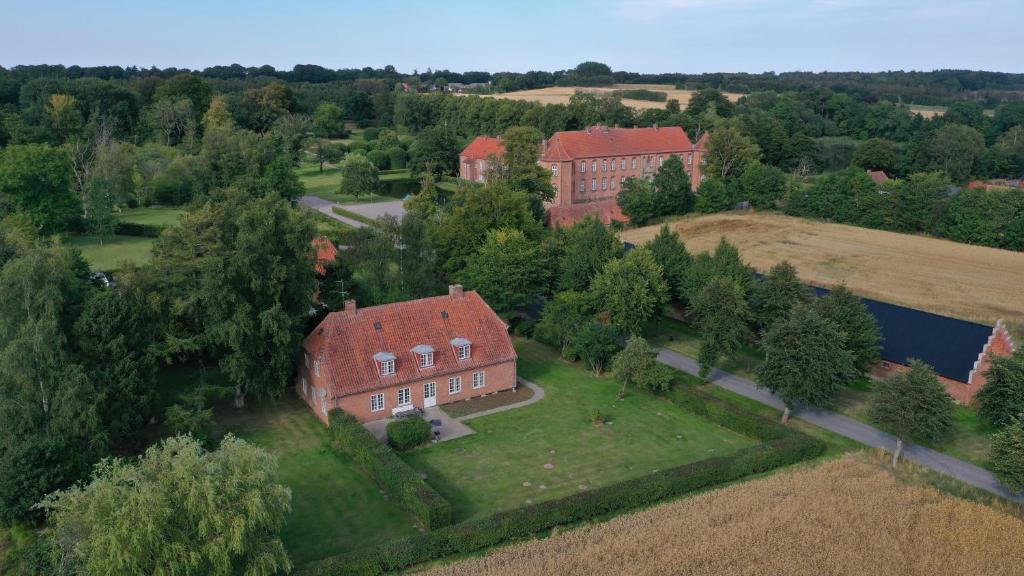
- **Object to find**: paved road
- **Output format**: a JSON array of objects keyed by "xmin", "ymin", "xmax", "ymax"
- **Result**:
[
  {"xmin": 656, "ymin": 347, "xmax": 1024, "ymax": 502},
  {"xmin": 299, "ymin": 195, "xmax": 366, "ymax": 228}
]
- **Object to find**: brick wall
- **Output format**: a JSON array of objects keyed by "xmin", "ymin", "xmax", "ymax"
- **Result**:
[{"xmin": 296, "ymin": 360, "xmax": 518, "ymax": 424}]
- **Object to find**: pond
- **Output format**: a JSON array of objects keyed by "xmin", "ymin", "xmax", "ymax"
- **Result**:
[{"xmin": 381, "ymin": 178, "xmax": 419, "ymax": 199}]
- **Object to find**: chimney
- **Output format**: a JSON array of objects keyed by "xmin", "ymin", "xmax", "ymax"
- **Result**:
[
  {"xmin": 654, "ymin": 123, "xmax": 659, "ymax": 130},
  {"xmin": 602, "ymin": 125, "xmax": 609, "ymax": 133},
  {"xmin": 344, "ymin": 299, "xmax": 357, "ymax": 312},
  {"xmin": 586, "ymin": 126, "xmax": 592, "ymax": 134},
  {"xmin": 614, "ymin": 123, "xmax": 619, "ymax": 129},
  {"xmin": 449, "ymin": 284, "xmax": 464, "ymax": 298}
]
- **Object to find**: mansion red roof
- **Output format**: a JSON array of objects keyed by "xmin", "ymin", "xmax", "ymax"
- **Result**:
[
  {"xmin": 302, "ymin": 287, "xmax": 516, "ymax": 399},
  {"xmin": 461, "ymin": 136, "xmax": 505, "ymax": 161},
  {"xmin": 540, "ymin": 126, "xmax": 695, "ymax": 162}
]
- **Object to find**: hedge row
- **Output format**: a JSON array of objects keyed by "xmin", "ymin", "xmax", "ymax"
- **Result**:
[
  {"xmin": 328, "ymin": 411, "xmax": 451, "ymax": 529},
  {"xmin": 114, "ymin": 222, "xmax": 163, "ymax": 237},
  {"xmin": 304, "ymin": 389, "xmax": 825, "ymax": 575}
]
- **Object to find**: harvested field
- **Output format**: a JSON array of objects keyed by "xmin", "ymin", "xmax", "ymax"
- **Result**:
[
  {"xmin": 418, "ymin": 454, "xmax": 1024, "ymax": 576},
  {"xmin": 463, "ymin": 84, "xmax": 742, "ymax": 111},
  {"xmin": 620, "ymin": 211, "xmax": 1024, "ymax": 327}
]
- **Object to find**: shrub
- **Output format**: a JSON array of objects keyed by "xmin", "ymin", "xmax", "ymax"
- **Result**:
[
  {"xmin": 328, "ymin": 411, "xmax": 451, "ymax": 529},
  {"xmin": 113, "ymin": 222, "xmax": 163, "ymax": 237},
  {"xmin": 386, "ymin": 418, "xmax": 431, "ymax": 451},
  {"xmin": 990, "ymin": 414, "xmax": 1024, "ymax": 491},
  {"xmin": 365, "ymin": 149, "xmax": 389, "ymax": 170},
  {"xmin": 305, "ymin": 388, "xmax": 825, "ymax": 575},
  {"xmin": 362, "ymin": 127, "xmax": 380, "ymax": 141},
  {"xmin": 385, "ymin": 146, "xmax": 408, "ymax": 170}
]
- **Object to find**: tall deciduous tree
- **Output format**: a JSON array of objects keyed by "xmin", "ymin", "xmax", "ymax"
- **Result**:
[
  {"xmin": 869, "ymin": 360, "xmax": 955, "ymax": 465},
  {"xmin": 853, "ymin": 138, "xmax": 900, "ymax": 173},
  {"xmin": 340, "ymin": 153, "xmax": 381, "ymax": 199},
  {"xmin": 502, "ymin": 126, "xmax": 554, "ymax": 202},
  {"xmin": 568, "ymin": 321, "xmax": 620, "ymax": 376},
  {"xmin": 589, "ymin": 247, "xmax": 669, "ymax": 336},
  {"xmin": 990, "ymin": 414, "xmax": 1024, "ymax": 491},
  {"xmin": 611, "ymin": 335, "xmax": 670, "ymax": 397},
  {"xmin": 42, "ymin": 434, "xmax": 292, "ymax": 576},
  {"xmin": 534, "ymin": 291, "xmax": 592, "ymax": 358},
  {"xmin": 921, "ymin": 123, "xmax": 985, "ymax": 184},
  {"xmin": 0, "ymin": 144, "xmax": 80, "ymax": 234},
  {"xmin": 737, "ymin": 162, "xmax": 787, "ymax": 209},
  {"xmin": 694, "ymin": 178, "xmax": 734, "ymax": 214},
  {"xmin": 705, "ymin": 123, "xmax": 760, "ymax": 180},
  {"xmin": 813, "ymin": 284, "xmax": 881, "ymax": 373},
  {"xmin": 692, "ymin": 277, "xmax": 749, "ymax": 379},
  {"xmin": 651, "ymin": 155, "xmax": 694, "ymax": 216},
  {"xmin": 645, "ymin": 225, "xmax": 692, "ymax": 302},
  {"xmin": 759, "ymin": 305, "xmax": 857, "ymax": 423},
  {"xmin": 750, "ymin": 260, "xmax": 811, "ymax": 332},
  {"xmin": 617, "ymin": 177, "xmax": 656, "ymax": 225},
  {"xmin": 976, "ymin": 350, "xmax": 1024, "ymax": 428},
  {"xmin": 460, "ymin": 228, "xmax": 547, "ymax": 317},
  {"xmin": 313, "ymin": 102, "xmax": 347, "ymax": 138},
  {"xmin": 556, "ymin": 216, "xmax": 622, "ymax": 292}
]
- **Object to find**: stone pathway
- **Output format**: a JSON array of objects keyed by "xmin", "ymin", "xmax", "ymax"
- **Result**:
[
  {"xmin": 299, "ymin": 195, "xmax": 367, "ymax": 228},
  {"xmin": 363, "ymin": 378, "xmax": 545, "ymax": 444},
  {"xmin": 655, "ymin": 346, "xmax": 1024, "ymax": 502},
  {"xmin": 298, "ymin": 196, "xmax": 407, "ymax": 229}
]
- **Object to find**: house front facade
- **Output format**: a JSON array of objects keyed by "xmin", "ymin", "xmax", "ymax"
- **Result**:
[
  {"xmin": 459, "ymin": 125, "xmax": 707, "ymax": 227},
  {"xmin": 297, "ymin": 285, "xmax": 518, "ymax": 424}
]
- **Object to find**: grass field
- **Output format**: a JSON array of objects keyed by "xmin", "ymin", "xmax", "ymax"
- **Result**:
[
  {"xmin": 117, "ymin": 206, "xmax": 185, "ymax": 227},
  {"xmin": 401, "ymin": 339, "xmax": 756, "ymax": 521},
  {"xmin": 621, "ymin": 211, "xmax": 1024, "ymax": 327},
  {"xmin": 67, "ymin": 234, "xmax": 154, "ymax": 270},
  {"xmin": 465, "ymin": 84, "xmax": 742, "ymax": 111},
  {"xmin": 420, "ymin": 453, "xmax": 1024, "ymax": 576},
  {"xmin": 296, "ymin": 161, "xmax": 416, "ymax": 203}
]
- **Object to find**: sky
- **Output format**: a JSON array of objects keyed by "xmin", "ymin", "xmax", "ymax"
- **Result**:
[{"xmin": 1, "ymin": 0, "xmax": 1021, "ymax": 74}]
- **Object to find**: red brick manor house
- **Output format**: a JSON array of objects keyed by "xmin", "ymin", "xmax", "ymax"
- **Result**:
[{"xmin": 460, "ymin": 125, "xmax": 708, "ymax": 226}]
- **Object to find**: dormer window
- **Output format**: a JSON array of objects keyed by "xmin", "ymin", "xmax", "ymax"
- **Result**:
[
  {"xmin": 374, "ymin": 352, "xmax": 397, "ymax": 376},
  {"xmin": 451, "ymin": 337, "xmax": 472, "ymax": 361},
  {"xmin": 411, "ymin": 344, "xmax": 435, "ymax": 368}
]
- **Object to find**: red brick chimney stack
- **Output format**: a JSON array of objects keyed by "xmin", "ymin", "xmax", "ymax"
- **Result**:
[{"xmin": 449, "ymin": 284, "xmax": 464, "ymax": 298}]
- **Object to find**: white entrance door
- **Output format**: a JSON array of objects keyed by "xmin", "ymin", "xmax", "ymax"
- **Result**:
[{"xmin": 423, "ymin": 382, "xmax": 437, "ymax": 407}]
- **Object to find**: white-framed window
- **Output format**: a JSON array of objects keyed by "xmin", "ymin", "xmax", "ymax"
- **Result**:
[
  {"xmin": 601, "ymin": 159, "xmax": 607, "ymax": 172},
  {"xmin": 579, "ymin": 180, "xmax": 585, "ymax": 192},
  {"xmin": 419, "ymin": 351, "xmax": 434, "ymax": 368},
  {"xmin": 580, "ymin": 160, "xmax": 586, "ymax": 173},
  {"xmin": 620, "ymin": 158, "xmax": 626, "ymax": 170},
  {"xmin": 611, "ymin": 158, "xmax": 617, "ymax": 171},
  {"xmin": 397, "ymin": 387, "xmax": 411, "ymax": 406},
  {"xmin": 448, "ymin": 376, "xmax": 462, "ymax": 394},
  {"xmin": 631, "ymin": 158, "xmax": 637, "ymax": 169},
  {"xmin": 321, "ymin": 399, "xmax": 328, "ymax": 415},
  {"xmin": 370, "ymin": 393, "xmax": 385, "ymax": 412},
  {"xmin": 380, "ymin": 359, "xmax": 395, "ymax": 376},
  {"xmin": 659, "ymin": 155, "xmax": 664, "ymax": 166},
  {"xmin": 458, "ymin": 344, "xmax": 471, "ymax": 360},
  {"xmin": 479, "ymin": 160, "xmax": 485, "ymax": 171},
  {"xmin": 551, "ymin": 163, "xmax": 558, "ymax": 176},
  {"xmin": 591, "ymin": 160, "xmax": 597, "ymax": 173},
  {"xmin": 591, "ymin": 179, "xmax": 597, "ymax": 191},
  {"xmin": 302, "ymin": 378, "xmax": 308, "ymax": 396},
  {"xmin": 687, "ymin": 153, "xmax": 693, "ymax": 165},
  {"xmin": 611, "ymin": 178, "xmax": 616, "ymax": 190},
  {"xmin": 314, "ymin": 360, "xmax": 320, "ymax": 377},
  {"xmin": 601, "ymin": 177, "xmax": 607, "ymax": 191},
  {"xmin": 472, "ymin": 371, "xmax": 486, "ymax": 389},
  {"xmin": 620, "ymin": 176, "xmax": 626, "ymax": 186}
]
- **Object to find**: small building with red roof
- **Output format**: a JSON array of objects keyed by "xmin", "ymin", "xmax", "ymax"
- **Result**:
[
  {"xmin": 459, "ymin": 136, "xmax": 506, "ymax": 183},
  {"xmin": 867, "ymin": 170, "xmax": 889, "ymax": 184},
  {"xmin": 312, "ymin": 236, "xmax": 339, "ymax": 277},
  {"xmin": 297, "ymin": 285, "xmax": 518, "ymax": 424}
]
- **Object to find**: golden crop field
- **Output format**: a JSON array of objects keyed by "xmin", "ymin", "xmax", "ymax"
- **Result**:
[
  {"xmin": 620, "ymin": 211, "xmax": 1024, "ymax": 328},
  {"xmin": 462, "ymin": 84, "xmax": 742, "ymax": 111},
  {"xmin": 419, "ymin": 455, "xmax": 1024, "ymax": 576}
]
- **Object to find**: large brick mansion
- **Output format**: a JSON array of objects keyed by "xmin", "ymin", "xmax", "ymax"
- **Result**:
[{"xmin": 459, "ymin": 125, "xmax": 707, "ymax": 226}]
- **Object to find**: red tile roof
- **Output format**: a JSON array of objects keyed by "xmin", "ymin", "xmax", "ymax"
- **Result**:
[
  {"xmin": 461, "ymin": 136, "xmax": 505, "ymax": 161},
  {"xmin": 302, "ymin": 288, "xmax": 516, "ymax": 399},
  {"xmin": 868, "ymin": 170, "xmax": 889, "ymax": 184},
  {"xmin": 548, "ymin": 200, "xmax": 627, "ymax": 227},
  {"xmin": 539, "ymin": 126, "xmax": 695, "ymax": 162},
  {"xmin": 312, "ymin": 236, "xmax": 338, "ymax": 276}
]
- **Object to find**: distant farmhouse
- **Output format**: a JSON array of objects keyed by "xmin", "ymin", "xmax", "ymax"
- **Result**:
[
  {"xmin": 297, "ymin": 285, "xmax": 517, "ymax": 423},
  {"xmin": 968, "ymin": 178, "xmax": 1024, "ymax": 191},
  {"xmin": 460, "ymin": 125, "xmax": 708, "ymax": 227}
]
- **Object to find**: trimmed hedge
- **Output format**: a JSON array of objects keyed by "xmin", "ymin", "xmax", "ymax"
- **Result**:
[
  {"xmin": 328, "ymin": 411, "xmax": 451, "ymax": 529},
  {"xmin": 304, "ymin": 388, "xmax": 825, "ymax": 575},
  {"xmin": 114, "ymin": 221, "xmax": 163, "ymax": 237},
  {"xmin": 386, "ymin": 418, "xmax": 431, "ymax": 451}
]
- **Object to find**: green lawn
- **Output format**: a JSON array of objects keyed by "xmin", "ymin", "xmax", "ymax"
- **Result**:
[
  {"xmin": 117, "ymin": 206, "xmax": 185, "ymax": 227},
  {"xmin": 213, "ymin": 394, "xmax": 420, "ymax": 566},
  {"xmin": 646, "ymin": 316, "xmax": 764, "ymax": 380},
  {"xmin": 296, "ymin": 161, "xmax": 408, "ymax": 204},
  {"xmin": 67, "ymin": 234, "xmax": 154, "ymax": 270},
  {"xmin": 401, "ymin": 339, "xmax": 756, "ymax": 521}
]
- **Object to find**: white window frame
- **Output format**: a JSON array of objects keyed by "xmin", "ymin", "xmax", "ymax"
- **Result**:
[
  {"xmin": 314, "ymin": 360, "xmax": 320, "ymax": 377},
  {"xmin": 601, "ymin": 177, "xmax": 607, "ymax": 191},
  {"xmin": 448, "ymin": 376, "xmax": 462, "ymax": 395},
  {"xmin": 601, "ymin": 159, "xmax": 607, "ymax": 172},
  {"xmin": 380, "ymin": 359, "xmax": 395, "ymax": 376},
  {"xmin": 620, "ymin": 176, "xmax": 626, "ymax": 185},
  {"xmin": 551, "ymin": 163, "xmax": 558, "ymax": 176},
  {"xmin": 591, "ymin": 160, "xmax": 597, "ymax": 173},
  {"xmin": 579, "ymin": 180, "xmax": 585, "ymax": 192},
  {"xmin": 620, "ymin": 158, "xmax": 626, "ymax": 170},
  {"xmin": 631, "ymin": 158, "xmax": 637, "ymax": 169},
  {"xmin": 419, "ymin": 351, "xmax": 434, "ymax": 368},
  {"xmin": 610, "ymin": 178, "xmax": 616, "ymax": 190},
  {"xmin": 397, "ymin": 387, "xmax": 411, "ymax": 406},
  {"xmin": 611, "ymin": 158, "xmax": 617, "ymax": 172},
  {"xmin": 302, "ymin": 377, "xmax": 308, "ymax": 396},
  {"xmin": 370, "ymin": 393, "xmax": 385, "ymax": 412},
  {"xmin": 472, "ymin": 371, "xmax": 486, "ymax": 389},
  {"xmin": 321, "ymin": 398, "xmax": 328, "ymax": 415},
  {"xmin": 458, "ymin": 344, "xmax": 471, "ymax": 360},
  {"xmin": 580, "ymin": 160, "xmax": 586, "ymax": 173},
  {"xmin": 591, "ymin": 179, "xmax": 597, "ymax": 191},
  {"xmin": 687, "ymin": 153, "xmax": 693, "ymax": 165}
]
